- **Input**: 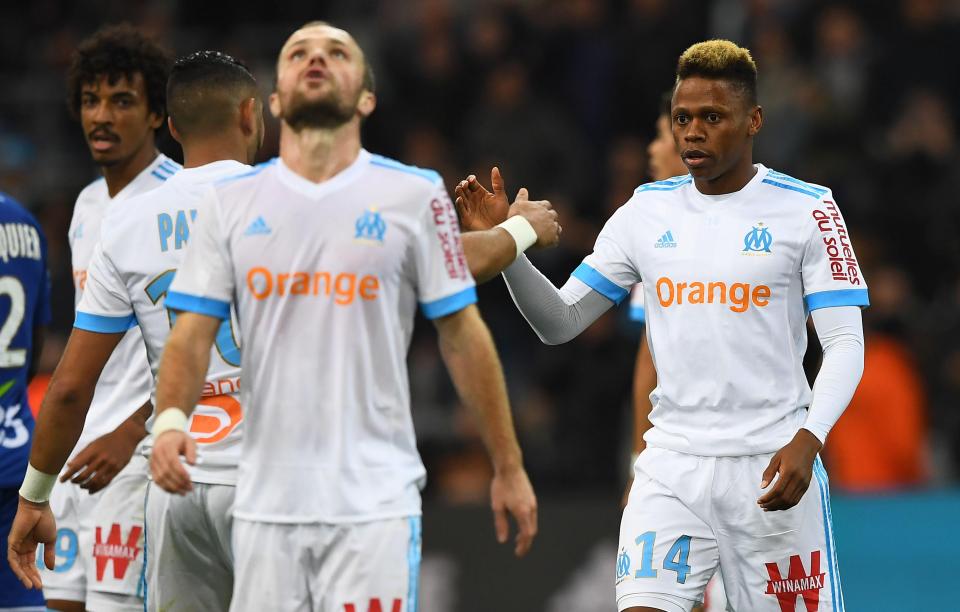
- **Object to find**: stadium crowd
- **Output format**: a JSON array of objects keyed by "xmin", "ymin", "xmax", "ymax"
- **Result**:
[{"xmin": 1, "ymin": 0, "xmax": 958, "ymax": 500}]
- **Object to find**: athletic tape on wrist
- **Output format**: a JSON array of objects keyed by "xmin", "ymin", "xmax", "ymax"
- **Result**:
[
  {"xmin": 19, "ymin": 464, "xmax": 57, "ymax": 504},
  {"xmin": 496, "ymin": 216, "xmax": 538, "ymax": 259},
  {"xmin": 152, "ymin": 407, "xmax": 189, "ymax": 438}
]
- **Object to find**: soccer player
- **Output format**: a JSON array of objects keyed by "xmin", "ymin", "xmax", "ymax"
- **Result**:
[
  {"xmin": 6, "ymin": 51, "xmax": 262, "ymax": 611},
  {"xmin": 149, "ymin": 21, "xmax": 538, "ymax": 612},
  {"xmin": 459, "ymin": 40, "xmax": 866, "ymax": 612},
  {"xmin": 0, "ymin": 192, "xmax": 51, "ymax": 612},
  {"xmin": 7, "ymin": 25, "xmax": 175, "ymax": 612}
]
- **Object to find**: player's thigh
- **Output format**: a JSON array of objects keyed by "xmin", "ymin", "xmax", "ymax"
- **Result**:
[
  {"xmin": 145, "ymin": 482, "xmax": 234, "ymax": 612},
  {"xmin": 318, "ymin": 516, "xmax": 421, "ymax": 612},
  {"xmin": 86, "ymin": 455, "xmax": 148, "ymax": 604},
  {"xmin": 715, "ymin": 455, "xmax": 843, "ymax": 612},
  {"xmin": 229, "ymin": 520, "xmax": 310, "ymax": 612},
  {"xmin": 617, "ymin": 470, "xmax": 718, "ymax": 612},
  {"xmin": 0, "ymin": 488, "xmax": 46, "ymax": 611},
  {"xmin": 41, "ymin": 482, "xmax": 93, "ymax": 603}
]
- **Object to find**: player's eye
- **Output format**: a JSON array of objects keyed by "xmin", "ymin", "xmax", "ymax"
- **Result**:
[
  {"xmin": 290, "ymin": 49, "xmax": 305, "ymax": 60},
  {"xmin": 331, "ymin": 48, "xmax": 347, "ymax": 59},
  {"xmin": 675, "ymin": 114, "xmax": 689, "ymax": 125},
  {"xmin": 81, "ymin": 95, "xmax": 98, "ymax": 108},
  {"xmin": 706, "ymin": 113, "xmax": 721, "ymax": 123}
]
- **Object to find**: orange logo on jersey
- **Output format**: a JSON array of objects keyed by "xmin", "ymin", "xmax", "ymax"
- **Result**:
[
  {"xmin": 246, "ymin": 267, "xmax": 380, "ymax": 305},
  {"xmin": 188, "ymin": 377, "xmax": 242, "ymax": 444},
  {"xmin": 73, "ymin": 269, "xmax": 87, "ymax": 291},
  {"xmin": 656, "ymin": 277, "xmax": 771, "ymax": 313}
]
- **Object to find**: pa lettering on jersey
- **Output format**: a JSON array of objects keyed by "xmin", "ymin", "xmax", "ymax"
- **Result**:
[
  {"xmin": 157, "ymin": 209, "xmax": 198, "ymax": 252},
  {"xmin": 812, "ymin": 201, "xmax": 860, "ymax": 286},
  {"xmin": 0, "ymin": 223, "xmax": 42, "ymax": 263}
]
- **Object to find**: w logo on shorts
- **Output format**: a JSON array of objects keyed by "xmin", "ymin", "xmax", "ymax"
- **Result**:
[
  {"xmin": 343, "ymin": 598, "xmax": 401, "ymax": 612},
  {"xmin": 764, "ymin": 550, "xmax": 826, "ymax": 612},
  {"xmin": 93, "ymin": 523, "xmax": 142, "ymax": 581}
]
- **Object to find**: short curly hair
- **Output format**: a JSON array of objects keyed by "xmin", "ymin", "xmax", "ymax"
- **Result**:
[
  {"xmin": 676, "ymin": 40, "xmax": 758, "ymax": 105},
  {"xmin": 66, "ymin": 23, "xmax": 173, "ymax": 121}
]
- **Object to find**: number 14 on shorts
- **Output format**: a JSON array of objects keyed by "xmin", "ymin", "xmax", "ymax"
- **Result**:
[{"xmin": 617, "ymin": 531, "xmax": 692, "ymax": 584}]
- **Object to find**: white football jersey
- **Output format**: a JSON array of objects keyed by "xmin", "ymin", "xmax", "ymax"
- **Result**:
[
  {"xmin": 167, "ymin": 151, "xmax": 477, "ymax": 523},
  {"xmin": 75, "ymin": 160, "xmax": 248, "ymax": 484},
  {"xmin": 578, "ymin": 165, "xmax": 868, "ymax": 456},
  {"xmin": 68, "ymin": 154, "xmax": 179, "ymax": 457}
]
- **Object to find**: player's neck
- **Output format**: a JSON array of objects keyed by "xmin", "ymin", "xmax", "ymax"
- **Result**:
[
  {"xmin": 694, "ymin": 155, "xmax": 757, "ymax": 196},
  {"xmin": 181, "ymin": 137, "xmax": 250, "ymax": 169},
  {"xmin": 101, "ymin": 143, "xmax": 158, "ymax": 198},
  {"xmin": 279, "ymin": 121, "xmax": 361, "ymax": 184}
]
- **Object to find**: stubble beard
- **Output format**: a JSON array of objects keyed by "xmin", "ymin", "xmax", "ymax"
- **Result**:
[{"xmin": 282, "ymin": 87, "xmax": 359, "ymax": 131}]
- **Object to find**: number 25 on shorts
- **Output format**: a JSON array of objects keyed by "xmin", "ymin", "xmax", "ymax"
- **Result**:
[{"xmin": 633, "ymin": 531, "xmax": 692, "ymax": 584}]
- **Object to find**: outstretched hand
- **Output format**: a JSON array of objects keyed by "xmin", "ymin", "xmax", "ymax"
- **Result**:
[
  {"xmin": 455, "ymin": 167, "xmax": 511, "ymax": 232},
  {"xmin": 757, "ymin": 429, "xmax": 823, "ymax": 511}
]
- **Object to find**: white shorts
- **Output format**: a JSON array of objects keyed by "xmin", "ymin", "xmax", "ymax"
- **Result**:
[
  {"xmin": 617, "ymin": 448, "xmax": 844, "ymax": 612},
  {"xmin": 230, "ymin": 516, "xmax": 422, "ymax": 612},
  {"xmin": 43, "ymin": 454, "xmax": 148, "ymax": 612},
  {"xmin": 144, "ymin": 481, "xmax": 234, "ymax": 611}
]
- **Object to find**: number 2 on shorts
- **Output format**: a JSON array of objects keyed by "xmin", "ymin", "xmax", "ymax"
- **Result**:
[{"xmin": 634, "ymin": 531, "xmax": 692, "ymax": 584}]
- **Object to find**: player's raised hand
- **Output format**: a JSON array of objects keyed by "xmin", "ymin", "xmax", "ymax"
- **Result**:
[
  {"xmin": 150, "ymin": 430, "xmax": 196, "ymax": 495},
  {"xmin": 490, "ymin": 465, "xmax": 538, "ymax": 557},
  {"xmin": 508, "ymin": 188, "xmax": 561, "ymax": 249},
  {"xmin": 757, "ymin": 429, "xmax": 822, "ymax": 511},
  {"xmin": 6, "ymin": 498, "xmax": 56, "ymax": 589},
  {"xmin": 454, "ymin": 166, "xmax": 510, "ymax": 231}
]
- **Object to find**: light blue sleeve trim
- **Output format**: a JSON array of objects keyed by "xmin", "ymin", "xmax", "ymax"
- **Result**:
[
  {"xmin": 74, "ymin": 311, "xmax": 136, "ymax": 333},
  {"xmin": 420, "ymin": 286, "xmax": 477, "ymax": 319},
  {"xmin": 572, "ymin": 263, "xmax": 629, "ymax": 305},
  {"xmin": 804, "ymin": 289, "xmax": 870, "ymax": 312},
  {"xmin": 630, "ymin": 305, "xmax": 646, "ymax": 323},
  {"xmin": 165, "ymin": 291, "xmax": 231, "ymax": 320},
  {"xmin": 370, "ymin": 155, "xmax": 442, "ymax": 184}
]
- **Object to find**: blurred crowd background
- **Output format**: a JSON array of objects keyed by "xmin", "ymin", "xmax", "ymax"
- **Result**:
[{"xmin": 2, "ymin": 0, "xmax": 959, "ymax": 508}]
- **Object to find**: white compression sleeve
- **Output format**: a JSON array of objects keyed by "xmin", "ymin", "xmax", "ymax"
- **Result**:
[
  {"xmin": 803, "ymin": 306, "xmax": 865, "ymax": 444},
  {"xmin": 501, "ymin": 255, "xmax": 614, "ymax": 345}
]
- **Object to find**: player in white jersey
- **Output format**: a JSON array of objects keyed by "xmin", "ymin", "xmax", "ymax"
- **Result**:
[
  {"xmin": 5, "ymin": 25, "xmax": 174, "ymax": 612},
  {"xmin": 146, "ymin": 22, "xmax": 538, "ymax": 612},
  {"xmin": 458, "ymin": 41, "xmax": 866, "ymax": 612}
]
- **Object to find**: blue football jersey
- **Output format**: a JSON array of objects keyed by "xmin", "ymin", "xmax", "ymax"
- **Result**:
[{"xmin": 0, "ymin": 192, "xmax": 51, "ymax": 488}]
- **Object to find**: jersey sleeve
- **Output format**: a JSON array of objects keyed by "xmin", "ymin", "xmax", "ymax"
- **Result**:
[
  {"xmin": 34, "ymin": 222, "xmax": 51, "ymax": 327},
  {"xmin": 413, "ymin": 182, "xmax": 477, "ymax": 319},
  {"xmin": 576, "ymin": 205, "xmax": 640, "ymax": 305},
  {"xmin": 166, "ymin": 190, "xmax": 234, "ymax": 320},
  {"xmin": 800, "ymin": 194, "xmax": 869, "ymax": 312},
  {"xmin": 74, "ymin": 241, "xmax": 135, "ymax": 333},
  {"xmin": 629, "ymin": 284, "xmax": 645, "ymax": 323}
]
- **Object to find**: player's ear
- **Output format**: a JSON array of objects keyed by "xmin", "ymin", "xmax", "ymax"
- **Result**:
[
  {"xmin": 239, "ymin": 97, "xmax": 258, "ymax": 137},
  {"xmin": 167, "ymin": 117, "xmax": 183, "ymax": 145},
  {"xmin": 748, "ymin": 105, "xmax": 763, "ymax": 137},
  {"xmin": 268, "ymin": 91, "xmax": 282, "ymax": 119},
  {"xmin": 357, "ymin": 91, "xmax": 376, "ymax": 119}
]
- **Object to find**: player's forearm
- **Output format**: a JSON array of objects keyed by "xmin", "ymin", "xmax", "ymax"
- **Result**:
[
  {"xmin": 502, "ymin": 256, "xmax": 611, "ymax": 345},
  {"xmin": 462, "ymin": 229, "xmax": 517, "ymax": 284},
  {"xmin": 155, "ymin": 322, "xmax": 213, "ymax": 419},
  {"xmin": 631, "ymin": 341, "xmax": 656, "ymax": 454},
  {"xmin": 436, "ymin": 306, "xmax": 523, "ymax": 472},
  {"xmin": 803, "ymin": 306, "xmax": 865, "ymax": 444},
  {"xmin": 28, "ymin": 374, "xmax": 97, "ymax": 474}
]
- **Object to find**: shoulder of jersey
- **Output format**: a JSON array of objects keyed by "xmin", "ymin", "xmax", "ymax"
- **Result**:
[
  {"xmin": 0, "ymin": 192, "xmax": 41, "ymax": 227},
  {"xmin": 76, "ymin": 176, "xmax": 107, "ymax": 205},
  {"xmin": 368, "ymin": 154, "xmax": 442, "ymax": 187},
  {"xmin": 213, "ymin": 157, "xmax": 278, "ymax": 193},
  {"xmin": 759, "ymin": 168, "xmax": 832, "ymax": 204},
  {"xmin": 633, "ymin": 174, "xmax": 693, "ymax": 197}
]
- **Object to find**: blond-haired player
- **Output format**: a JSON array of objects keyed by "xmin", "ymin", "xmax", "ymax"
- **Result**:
[
  {"xmin": 148, "ymin": 22, "xmax": 539, "ymax": 612},
  {"xmin": 460, "ymin": 40, "xmax": 865, "ymax": 612}
]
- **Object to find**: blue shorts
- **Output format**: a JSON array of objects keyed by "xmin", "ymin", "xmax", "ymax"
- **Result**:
[{"xmin": 0, "ymin": 487, "xmax": 46, "ymax": 609}]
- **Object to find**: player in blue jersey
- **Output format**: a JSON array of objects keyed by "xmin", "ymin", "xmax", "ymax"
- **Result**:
[{"xmin": 0, "ymin": 192, "xmax": 51, "ymax": 612}]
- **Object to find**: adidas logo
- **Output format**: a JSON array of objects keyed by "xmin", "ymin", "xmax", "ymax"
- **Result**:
[
  {"xmin": 243, "ymin": 216, "xmax": 271, "ymax": 236},
  {"xmin": 654, "ymin": 230, "xmax": 677, "ymax": 248}
]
